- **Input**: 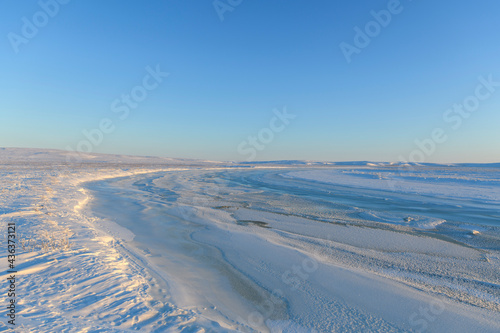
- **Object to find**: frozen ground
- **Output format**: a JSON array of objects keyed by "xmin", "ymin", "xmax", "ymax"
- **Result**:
[{"xmin": 1, "ymin": 148, "xmax": 499, "ymax": 332}]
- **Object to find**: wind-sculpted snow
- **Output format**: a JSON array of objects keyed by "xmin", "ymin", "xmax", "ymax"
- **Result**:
[
  {"xmin": 0, "ymin": 151, "xmax": 226, "ymax": 332},
  {"xmin": 85, "ymin": 167, "xmax": 500, "ymax": 332},
  {"xmin": 1, "ymin": 148, "xmax": 499, "ymax": 332}
]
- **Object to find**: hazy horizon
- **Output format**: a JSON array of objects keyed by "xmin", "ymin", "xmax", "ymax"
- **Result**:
[{"xmin": 2, "ymin": 146, "xmax": 500, "ymax": 165}]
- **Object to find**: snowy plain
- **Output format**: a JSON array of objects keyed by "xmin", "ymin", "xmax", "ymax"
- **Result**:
[{"xmin": 1, "ymin": 148, "xmax": 499, "ymax": 332}]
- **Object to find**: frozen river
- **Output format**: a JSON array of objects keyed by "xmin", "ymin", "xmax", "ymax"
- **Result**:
[{"xmin": 85, "ymin": 166, "xmax": 500, "ymax": 332}]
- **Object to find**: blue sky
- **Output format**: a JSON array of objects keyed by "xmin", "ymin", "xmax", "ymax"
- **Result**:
[{"xmin": 1, "ymin": 0, "xmax": 499, "ymax": 162}]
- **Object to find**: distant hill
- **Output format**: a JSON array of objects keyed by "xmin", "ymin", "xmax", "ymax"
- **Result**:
[
  {"xmin": 0, "ymin": 147, "xmax": 221, "ymax": 165},
  {"xmin": 1, "ymin": 148, "xmax": 498, "ymax": 168}
]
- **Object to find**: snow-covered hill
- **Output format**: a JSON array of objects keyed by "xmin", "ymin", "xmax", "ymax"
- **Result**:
[{"xmin": 0, "ymin": 147, "xmax": 220, "ymax": 165}]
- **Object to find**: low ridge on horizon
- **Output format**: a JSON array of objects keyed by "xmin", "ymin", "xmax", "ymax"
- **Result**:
[{"xmin": 2, "ymin": 147, "xmax": 499, "ymax": 167}]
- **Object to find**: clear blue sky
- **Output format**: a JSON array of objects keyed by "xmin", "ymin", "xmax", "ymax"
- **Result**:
[{"xmin": 1, "ymin": 0, "xmax": 499, "ymax": 162}]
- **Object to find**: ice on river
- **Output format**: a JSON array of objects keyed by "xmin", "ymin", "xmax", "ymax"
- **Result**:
[{"xmin": 1, "ymin": 148, "xmax": 499, "ymax": 332}]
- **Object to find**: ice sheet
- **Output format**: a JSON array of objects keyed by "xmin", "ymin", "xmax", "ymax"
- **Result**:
[{"xmin": 1, "ymin": 149, "xmax": 499, "ymax": 332}]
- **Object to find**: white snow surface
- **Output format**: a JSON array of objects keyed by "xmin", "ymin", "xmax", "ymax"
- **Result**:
[{"xmin": 1, "ymin": 148, "xmax": 499, "ymax": 332}]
